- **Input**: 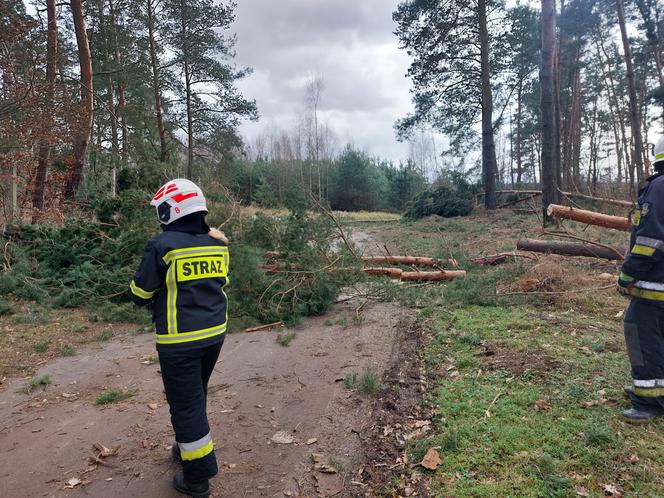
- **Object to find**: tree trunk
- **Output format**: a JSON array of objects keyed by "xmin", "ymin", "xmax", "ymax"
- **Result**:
[
  {"xmin": 100, "ymin": 0, "xmax": 119, "ymax": 198},
  {"xmin": 478, "ymin": 0, "xmax": 497, "ymax": 210},
  {"xmin": 517, "ymin": 238, "xmax": 626, "ymax": 260},
  {"xmin": 570, "ymin": 66, "xmax": 582, "ymax": 188},
  {"xmin": 107, "ymin": 0, "xmax": 127, "ymax": 170},
  {"xmin": 516, "ymin": 78, "xmax": 523, "ymax": 185},
  {"xmin": 540, "ymin": 0, "xmax": 559, "ymax": 224},
  {"xmin": 180, "ymin": 0, "xmax": 194, "ymax": 179},
  {"xmin": 147, "ymin": 0, "xmax": 168, "ymax": 162},
  {"xmin": 554, "ymin": 0, "xmax": 565, "ymax": 189},
  {"xmin": 635, "ymin": 0, "xmax": 664, "ymax": 121},
  {"xmin": 33, "ymin": 0, "xmax": 57, "ymax": 216},
  {"xmin": 63, "ymin": 0, "xmax": 94, "ymax": 201},
  {"xmin": 546, "ymin": 204, "xmax": 631, "ymax": 231},
  {"xmin": 617, "ymin": 0, "xmax": 645, "ymax": 183}
]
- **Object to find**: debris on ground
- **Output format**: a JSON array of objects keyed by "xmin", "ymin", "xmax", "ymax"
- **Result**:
[{"xmin": 419, "ymin": 448, "xmax": 443, "ymax": 470}]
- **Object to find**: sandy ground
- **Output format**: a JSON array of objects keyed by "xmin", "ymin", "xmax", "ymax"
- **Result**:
[{"xmin": 0, "ymin": 298, "xmax": 415, "ymax": 498}]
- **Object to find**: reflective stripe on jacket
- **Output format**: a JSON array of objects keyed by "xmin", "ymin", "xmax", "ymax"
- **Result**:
[{"xmin": 130, "ymin": 231, "xmax": 229, "ymax": 350}]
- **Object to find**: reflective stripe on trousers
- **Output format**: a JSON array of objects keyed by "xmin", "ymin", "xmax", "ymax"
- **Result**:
[{"xmin": 179, "ymin": 432, "xmax": 214, "ymax": 461}]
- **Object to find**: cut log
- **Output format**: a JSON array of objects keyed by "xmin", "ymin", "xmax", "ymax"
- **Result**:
[
  {"xmin": 361, "ymin": 255, "xmax": 459, "ymax": 268},
  {"xmin": 400, "ymin": 270, "xmax": 467, "ymax": 281},
  {"xmin": 364, "ymin": 267, "xmax": 466, "ymax": 282},
  {"xmin": 546, "ymin": 204, "xmax": 631, "ymax": 232},
  {"xmin": 516, "ymin": 239, "xmax": 626, "ymax": 260},
  {"xmin": 363, "ymin": 267, "xmax": 404, "ymax": 279}
]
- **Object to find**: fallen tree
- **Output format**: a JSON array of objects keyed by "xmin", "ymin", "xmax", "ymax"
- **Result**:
[
  {"xmin": 265, "ymin": 264, "xmax": 467, "ymax": 282},
  {"xmin": 476, "ymin": 190, "xmax": 634, "ymax": 209},
  {"xmin": 546, "ymin": 204, "xmax": 631, "ymax": 232},
  {"xmin": 516, "ymin": 238, "xmax": 626, "ymax": 260}
]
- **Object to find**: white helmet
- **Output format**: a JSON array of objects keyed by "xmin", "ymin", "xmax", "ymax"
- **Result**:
[
  {"xmin": 655, "ymin": 136, "xmax": 664, "ymax": 170},
  {"xmin": 150, "ymin": 179, "xmax": 207, "ymax": 224}
]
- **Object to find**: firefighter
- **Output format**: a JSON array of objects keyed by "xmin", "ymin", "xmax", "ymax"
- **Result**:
[
  {"xmin": 130, "ymin": 179, "xmax": 229, "ymax": 497},
  {"xmin": 618, "ymin": 136, "xmax": 664, "ymax": 424}
]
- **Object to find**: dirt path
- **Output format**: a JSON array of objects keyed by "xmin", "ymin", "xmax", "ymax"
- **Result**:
[{"xmin": 0, "ymin": 296, "xmax": 416, "ymax": 498}]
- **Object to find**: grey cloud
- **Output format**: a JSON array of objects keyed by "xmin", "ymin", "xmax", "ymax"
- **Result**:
[{"xmin": 232, "ymin": 0, "xmax": 413, "ymax": 161}]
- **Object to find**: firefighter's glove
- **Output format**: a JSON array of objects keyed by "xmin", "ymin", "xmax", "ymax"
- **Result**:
[{"xmin": 617, "ymin": 272, "xmax": 635, "ymax": 297}]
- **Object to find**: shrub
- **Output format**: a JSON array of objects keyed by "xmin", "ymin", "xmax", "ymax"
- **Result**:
[
  {"xmin": 404, "ymin": 184, "xmax": 473, "ymax": 219},
  {"xmin": 276, "ymin": 331, "xmax": 296, "ymax": 347}
]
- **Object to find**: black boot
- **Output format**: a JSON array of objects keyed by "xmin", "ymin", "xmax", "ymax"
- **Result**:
[
  {"xmin": 623, "ymin": 385, "xmax": 633, "ymax": 399},
  {"xmin": 172, "ymin": 470, "xmax": 210, "ymax": 498},
  {"xmin": 172, "ymin": 442, "xmax": 182, "ymax": 464},
  {"xmin": 623, "ymin": 407, "xmax": 662, "ymax": 424}
]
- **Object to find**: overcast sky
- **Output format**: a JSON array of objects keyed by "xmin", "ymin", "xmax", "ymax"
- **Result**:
[{"xmin": 231, "ymin": 0, "xmax": 414, "ymax": 162}]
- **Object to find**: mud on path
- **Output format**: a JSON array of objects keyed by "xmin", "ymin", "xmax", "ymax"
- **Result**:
[{"xmin": 0, "ymin": 295, "xmax": 423, "ymax": 498}]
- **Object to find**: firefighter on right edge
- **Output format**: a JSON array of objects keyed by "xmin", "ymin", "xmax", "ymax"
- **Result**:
[{"xmin": 618, "ymin": 135, "xmax": 664, "ymax": 423}]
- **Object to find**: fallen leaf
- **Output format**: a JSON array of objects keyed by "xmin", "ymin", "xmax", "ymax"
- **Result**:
[
  {"xmin": 574, "ymin": 485, "xmax": 589, "ymax": 497},
  {"xmin": 147, "ymin": 403, "xmax": 158, "ymax": 410},
  {"xmin": 584, "ymin": 400, "xmax": 600, "ymax": 408},
  {"xmin": 420, "ymin": 448, "xmax": 443, "ymax": 470},
  {"xmin": 105, "ymin": 478, "xmax": 113, "ymax": 481},
  {"xmin": 64, "ymin": 478, "xmax": 82, "ymax": 489},
  {"xmin": 413, "ymin": 420, "xmax": 431, "ymax": 429},
  {"xmin": 314, "ymin": 471, "xmax": 343, "ymax": 497},
  {"xmin": 629, "ymin": 454, "xmax": 639, "ymax": 464},
  {"xmin": 270, "ymin": 431, "xmax": 295, "ymax": 444},
  {"xmin": 514, "ymin": 451, "xmax": 529, "ymax": 458},
  {"xmin": 597, "ymin": 389, "xmax": 606, "ymax": 397},
  {"xmin": 534, "ymin": 399, "xmax": 552, "ymax": 411},
  {"xmin": 603, "ymin": 483, "xmax": 624, "ymax": 497},
  {"xmin": 61, "ymin": 392, "xmax": 77, "ymax": 399},
  {"xmin": 306, "ymin": 438, "xmax": 318, "ymax": 445},
  {"xmin": 93, "ymin": 442, "xmax": 119, "ymax": 457}
]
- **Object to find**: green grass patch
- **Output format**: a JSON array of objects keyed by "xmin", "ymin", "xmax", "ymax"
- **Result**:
[
  {"xmin": 60, "ymin": 344, "xmax": 76, "ymax": 357},
  {"xmin": 343, "ymin": 372, "xmax": 358, "ymax": 389},
  {"xmin": 358, "ymin": 369, "xmax": 382, "ymax": 394},
  {"xmin": 95, "ymin": 389, "xmax": 136, "ymax": 405},
  {"xmin": 276, "ymin": 330, "xmax": 296, "ymax": 347},
  {"xmin": 27, "ymin": 374, "xmax": 52, "ymax": 392},
  {"xmin": 97, "ymin": 330, "xmax": 113, "ymax": 341},
  {"xmin": 420, "ymin": 303, "xmax": 662, "ymax": 497},
  {"xmin": 33, "ymin": 340, "xmax": 50, "ymax": 353}
]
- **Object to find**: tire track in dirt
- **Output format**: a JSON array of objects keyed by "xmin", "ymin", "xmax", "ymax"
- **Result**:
[{"xmin": 0, "ymin": 229, "xmax": 429, "ymax": 497}]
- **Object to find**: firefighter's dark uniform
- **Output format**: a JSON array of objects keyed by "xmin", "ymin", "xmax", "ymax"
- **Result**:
[
  {"xmin": 130, "ymin": 215, "xmax": 229, "ymax": 483},
  {"xmin": 619, "ymin": 171, "xmax": 664, "ymax": 414}
]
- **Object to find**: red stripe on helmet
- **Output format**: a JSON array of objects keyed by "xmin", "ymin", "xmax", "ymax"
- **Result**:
[
  {"xmin": 165, "ymin": 184, "xmax": 179, "ymax": 194},
  {"xmin": 171, "ymin": 192, "xmax": 199, "ymax": 203},
  {"xmin": 153, "ymin": 186, "xmax": 167, "ymax": 201}
]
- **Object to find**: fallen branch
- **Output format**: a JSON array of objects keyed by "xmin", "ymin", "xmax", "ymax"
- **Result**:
[
  {"xmin": 309, "ymin": 193, "xmax": 359, "ymax": 260},
  {"xmin": 478, "ymin": 190, "xmax": 633, "ymax": 208},
  {"xmin": 497, "ymin": 283, "xmax": 615, "ymax": 297},
  {"xmin": 470, "ymin": 252, "xmax": 537, "ymax": 266},
  {"xmin": 240, "ymin": 321, "xmax": 284, "ymax": 333},
  {"xmin": 546, "ymin": 204, "xmax": 631, "ymax": 232},
  {"xmin": 516, "ymin": 239, "xmax": 626, "ymax": 260}
]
